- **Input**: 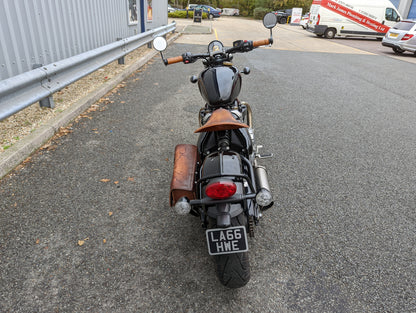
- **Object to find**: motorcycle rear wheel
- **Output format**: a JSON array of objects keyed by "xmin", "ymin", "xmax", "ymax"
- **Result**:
[{"xmin": 209, "ymin": 213, "xmax": 251, "ymax": 288}]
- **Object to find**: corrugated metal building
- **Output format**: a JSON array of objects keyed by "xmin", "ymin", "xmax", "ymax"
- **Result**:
[
  {"xmin": 397, "ymin": 0, "xmax": 416, "ymax": 18},
  {"xmin": 0, "ymin": 0, "xmax": 168, "ymax": 81}
]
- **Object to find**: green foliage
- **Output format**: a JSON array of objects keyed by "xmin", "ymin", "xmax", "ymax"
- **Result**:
[
  {"xmin": 253, "ymin": 7, "xmax": 269, "ymax": 19},
  {"xmin": 169, "ymin": 0, "xmax": 211, "ymax": 8},
  {"xmin": 256, "ymin": 0, "xmax": 274, "ymax": 8},
  {"xmin": 241, "ymin": 0, "xmax": 256, "ymax": 16},
  {"xmin": 272, "ymin": 0, "xmax": 312, "ymax": 12},
  {"xmin": 168, "ymin": 0, "xmax": 313, "ymax": 16},
  {"xmin": 168, "ymin": 10, "xmax": 208, "ymax": 19}
]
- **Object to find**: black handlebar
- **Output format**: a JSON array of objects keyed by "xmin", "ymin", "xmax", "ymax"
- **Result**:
[
  {"xmin": 226, "ymin": 40, "xmax": 254, "ymax": 54},
  {"xmin": 163, "ymin": 38, "xmax": 273, "ymax": 66}
]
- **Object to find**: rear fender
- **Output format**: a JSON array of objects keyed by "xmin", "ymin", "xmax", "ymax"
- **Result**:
[
  {"xmin": 206, "ymin": 192, "xmax": 245, "ymax": 228},
  {"xmin": 201, "ymin": 151, "xmax": 245, "ymax": 227}
]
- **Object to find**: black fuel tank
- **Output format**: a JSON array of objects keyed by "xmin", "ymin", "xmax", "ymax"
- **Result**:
[{"xmin": 198, "ymin": 66, "xmax": 241, "ymax": 107}]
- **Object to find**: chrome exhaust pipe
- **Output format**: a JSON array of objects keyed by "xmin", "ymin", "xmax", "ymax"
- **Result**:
[{"xmin": 254, "ymin": 165, "xmax": 270, "ymax": 192}]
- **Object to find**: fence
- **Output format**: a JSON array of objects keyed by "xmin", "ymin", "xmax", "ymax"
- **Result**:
[{"xmin": 0, "ymin": 22, "xmax": 176, "ymax": 122}]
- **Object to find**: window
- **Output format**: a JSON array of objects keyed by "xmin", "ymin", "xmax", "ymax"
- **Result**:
[
  {"xmin": 385, "ymin": 8, "xmax": 399, "ymax": 22},
  {"xmin": 392, "ymin": 21, "xmax": 416, "ymax": 31}
]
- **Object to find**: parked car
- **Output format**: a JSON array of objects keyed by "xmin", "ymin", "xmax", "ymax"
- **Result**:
[
  {"xmin": 300, "ymin": 13, "xmax": 309, "ymax": 29},
  {"xmin": 382, "ymin": 20, "xmax": 416, "ymax": 55},
  {"xmin": 186, "ymin": 4, "xmax": 197, "ymax": 10},
  {"xmin": 192, "ymin": 5, "xmax": 221, "ymax": 18},
  {"xmin": 274, "ymin": 9, "xmax": 292, "ymax": 24},
  {"xmin": 168, "ymin": 4, "xmax": 177, "ymax": 13},
  {"xmin": 221, "ymin": 8, "xmax": 240, "ymax": 16}
]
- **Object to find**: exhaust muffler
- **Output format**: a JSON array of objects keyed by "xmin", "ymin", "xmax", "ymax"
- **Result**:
[{"xmin": 254, "ymin": 165, "xmax": 274, "ymax": 210}]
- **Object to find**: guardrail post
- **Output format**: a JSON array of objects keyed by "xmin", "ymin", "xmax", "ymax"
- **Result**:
[
  {"xmin": 32, "ymin": 64, "xmax": 55, "ymax": 109},
  {"xmin": 116, "ymin": 38, "xmax": 125, "ymax": 65}
]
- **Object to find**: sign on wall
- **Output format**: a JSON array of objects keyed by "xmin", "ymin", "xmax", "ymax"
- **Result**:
[
  {"xmin": 147, "ymin": 0, "xmax": 153, "ymax": 22},
  {"xmin": 128, "ymin": 0, "xmax": 138, "ymax": 25}
]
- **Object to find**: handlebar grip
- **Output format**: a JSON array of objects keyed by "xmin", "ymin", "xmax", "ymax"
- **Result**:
[
  {"xmin": 166, "ymin": 56, "xmax": 184, "ymax": 65},
  {"xmin": 252, "ymin": 39, "xmax": 271, "ymax": 47}
]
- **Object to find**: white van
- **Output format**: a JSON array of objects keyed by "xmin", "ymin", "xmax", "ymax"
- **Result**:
[
  {"xmin": 308, "ymin": 0, "xmax": 402, "ymax": 39},
  {"xmin": 221, "ymin": 8, "xmax": 240, "ymax": 16}
]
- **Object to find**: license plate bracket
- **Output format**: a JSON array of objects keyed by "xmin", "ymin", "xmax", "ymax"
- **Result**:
[{"xmin": 206, "ymin": 226, "xmax": 248, "ymax": 256}]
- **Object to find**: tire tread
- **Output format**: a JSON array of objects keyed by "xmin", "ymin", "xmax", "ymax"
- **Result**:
[{"xmin": 210, "ymin": 214, "xmax": 251, "ymax": 288}]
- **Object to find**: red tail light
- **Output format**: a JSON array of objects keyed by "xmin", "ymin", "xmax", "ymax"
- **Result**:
[
  {"xmin": 402, "ymin": 34, "xmax": 414, "ymax": 41},
  {"xmin": 317, "ymin": 14, "xmax": 320, "ymax": 25},
  {"xmin": 205, "ymin": 181, "xmax": 237, "ymax": 199}
]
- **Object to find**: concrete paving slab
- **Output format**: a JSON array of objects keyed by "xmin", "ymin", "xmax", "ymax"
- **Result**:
[
  {"xmin": 173, "ymin": 17, "xmax": 374, "ymax": 55},
  {"xmin": 182, "ymin": 25, "xmax": 211, "ymax": 34}
]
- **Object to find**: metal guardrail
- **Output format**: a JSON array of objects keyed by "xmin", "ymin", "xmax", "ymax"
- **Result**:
[{"xmin": 0, "ymin": 22, "xmax": 176, "ymax": 122}]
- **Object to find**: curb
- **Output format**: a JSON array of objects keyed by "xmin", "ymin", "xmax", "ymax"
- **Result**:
[{"xmin": 0, "ymin": 33, "xmax": 180, "ymax": 179}]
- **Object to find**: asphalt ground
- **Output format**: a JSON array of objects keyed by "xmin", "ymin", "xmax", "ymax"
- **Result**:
[{"xmin": 1, "ymin": 17, "xmax": 416, "ymax": 312}]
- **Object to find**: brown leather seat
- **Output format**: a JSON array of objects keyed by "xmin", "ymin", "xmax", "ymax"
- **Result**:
[{"xmin": 194, "ymin": 108, "xmax": 248, "ymax": 133}]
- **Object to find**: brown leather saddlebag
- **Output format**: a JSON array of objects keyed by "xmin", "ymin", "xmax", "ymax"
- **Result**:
[{"xmin": 170, "ymin": 144, "xmax": 198, "ymax": 207}]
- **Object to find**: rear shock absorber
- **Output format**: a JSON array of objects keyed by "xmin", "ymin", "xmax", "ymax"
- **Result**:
[{"xmin": 217, "ymin": 130, "xmax": 231, "ymax": 151}]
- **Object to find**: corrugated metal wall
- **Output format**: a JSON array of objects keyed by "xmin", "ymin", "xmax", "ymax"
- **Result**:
[
  {"xmin": 0, "ymin": 0, "xmax": 168, "ymax": 81},
  {"xmin": 399, "ymin": 0, "xmax": 416, "ymax": 18},
  {"xmin": 391, "ymin": 0, "xmax": 400, "ymax": 9},
  {"xmin": 144, "ymin": 1, "xmax": 168, "ymax": 32}
]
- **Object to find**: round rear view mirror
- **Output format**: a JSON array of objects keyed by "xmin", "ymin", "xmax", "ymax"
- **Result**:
[
  {"xmin": 263, "ymin": 12, "xmax": 278, "ymax": 29},
  {"xmin": 153, "ymin": 37, "xmax": 167, "ymax": 52}
]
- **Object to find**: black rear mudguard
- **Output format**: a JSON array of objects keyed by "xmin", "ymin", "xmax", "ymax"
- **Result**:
[
  {"xmin": 198, "ymin": 151, "xmax": 256, "ymax": 228},
  {"xmin": 206, "ymin": 194, "xmax": 244, "ymax": 228}
]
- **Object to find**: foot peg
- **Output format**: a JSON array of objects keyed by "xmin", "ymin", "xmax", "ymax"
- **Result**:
[
  {"xmin": 255, "ymin": 145, "xmax": 273, "ymax": 159},
  {"xmin": 257, "ymin": 153, "xmax": 273, "ymax": 159}
]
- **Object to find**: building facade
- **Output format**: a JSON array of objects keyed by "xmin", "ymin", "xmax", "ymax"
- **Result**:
[
  {"xmin": 396, "ymin": 0, "xmax": 416, "ymax": 18},
  {"xmin": 0, "ymin": 0, "xmax": 168, "ymax": 80}
]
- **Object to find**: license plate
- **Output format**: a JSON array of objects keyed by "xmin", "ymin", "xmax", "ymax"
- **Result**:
[
  {"xmin": 389, "ymin": 33, "xmax": 399, "ymax": 38},
  {"xmin": 206, "ymin": 226, "xmax": 248, "ymax": 255}
]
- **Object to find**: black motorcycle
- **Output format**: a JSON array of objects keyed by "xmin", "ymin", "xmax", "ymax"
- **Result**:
[{"xmin": 153, "ymin": 13, "xmax": 278, "ymax": 288}]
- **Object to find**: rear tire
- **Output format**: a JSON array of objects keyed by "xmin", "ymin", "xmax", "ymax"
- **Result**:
[
  {"xmin": 209, "ymin": 213, "xmax": 251, "ymax": 288},
  {"xmin": 280, "ymin": 17, "xmax": 287, "ymax": 24},
  {"xmin": 393, "ymin": 47, "xmax": 404, "ymax": 54},
  {"xmin": 325, "ymin": 28, "xmax": 336, "ymax": 39}
]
